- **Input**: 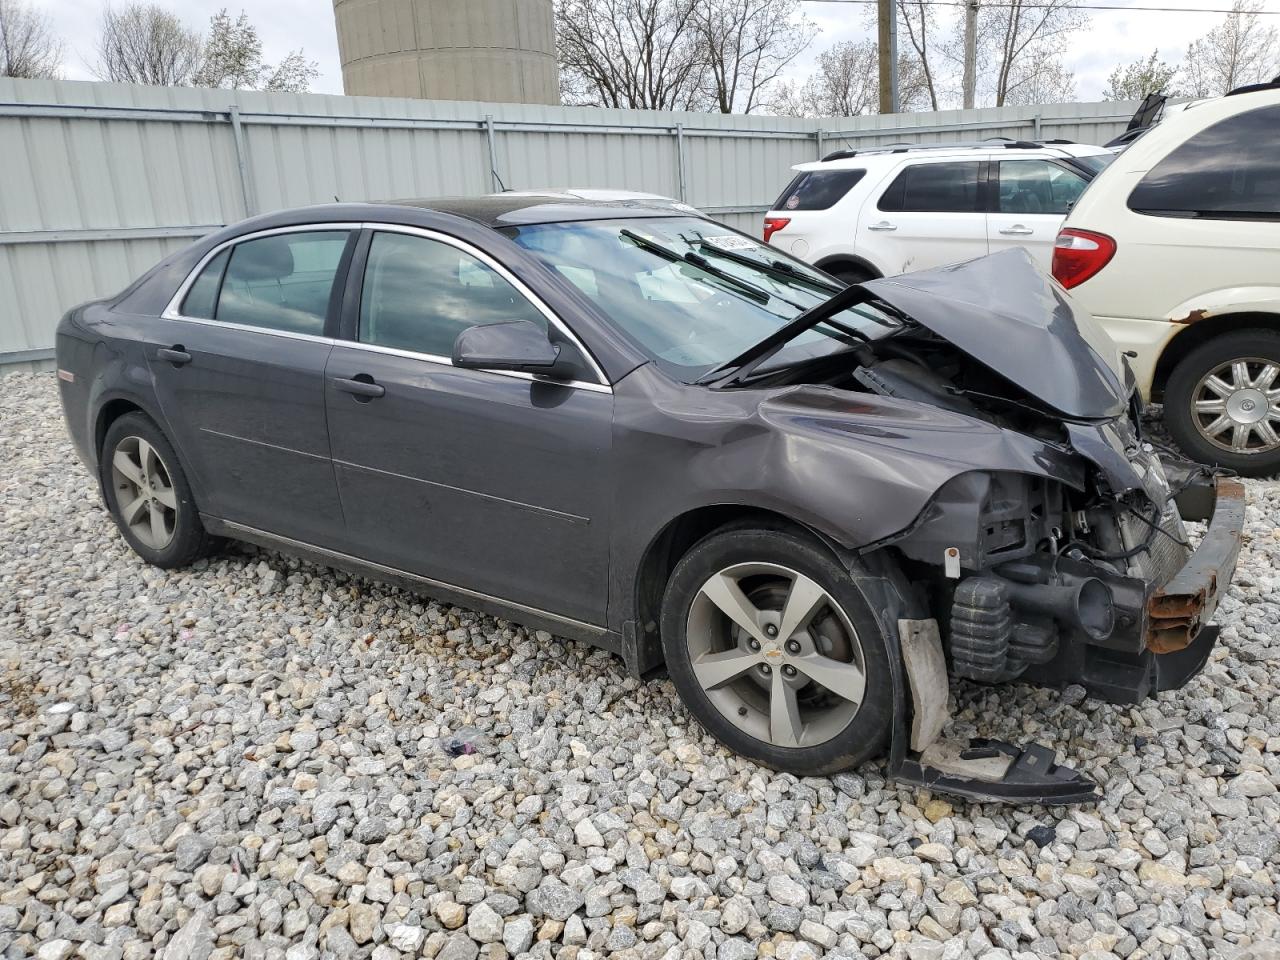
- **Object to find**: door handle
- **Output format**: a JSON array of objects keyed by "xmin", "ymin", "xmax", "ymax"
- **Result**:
[
  {"xmin": 867, "ymin": 221, "xmax": 898, "ymax": 231},
  {"xmin": 999, "ymin": 225, "xmax": 1034, "ymax": 236},
  {"xmin": 333, "ymin": 375, "xmax": 385, "ymax": 400},
  {"xmin": 156, "ymin": 346, "xmax": 192, "ymax": 366}
]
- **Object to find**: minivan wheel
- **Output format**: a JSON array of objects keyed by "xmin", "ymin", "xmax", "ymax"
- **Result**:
[
  {"xmin": 829, "ymin": 264, "xmax": 876, "ymax": 286},
  {"xmin": 660, "ymin": 525, "xmax": 894, "ymax": 776},
  {"xmin": 1164, "ymin": 330, "xmax": 1280, "ymax": 477},
  {"xmin": 101, "ymin": 412, "xmax": 214, "ymax": 568}
]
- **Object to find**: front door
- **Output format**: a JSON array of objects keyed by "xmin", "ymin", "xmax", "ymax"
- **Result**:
[
  {"xmin": 147, "ymin": 228, "xmax": 354, "ymax": 546},
  {"xmin": 986, "ymin": 158, "xmax": 1090, "ymax": 268},
  {"xmin": 324, "ymin": 227, "xmax": 614, "ymax": 627},
  {"xmin": 859, "ymin": 159, "xmax": 988, "ymax": 273}
]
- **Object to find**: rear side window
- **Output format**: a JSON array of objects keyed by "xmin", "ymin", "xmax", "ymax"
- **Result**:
[
  {"xmin": 773, "ymin": 169, "xmax": 866, "ymax": 211},
  {"xmin": 1128, "ymin": 104, "xmax": 1280, "ymax": 220},
  {"xmin": 878, "ymin": 161, "xmax": 982, "ymax": 213},
  {"xmin": 214, "ymin": 231, "xmax": 351, "ymax": 334},
  {"xmin": 181, "ymin": 248, "xmax": 229, "ymax": 319}
]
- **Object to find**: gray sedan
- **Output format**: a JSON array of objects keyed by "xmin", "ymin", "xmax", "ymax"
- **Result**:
[{"xmin": 56, "ymin": 196, "xmax": 1244, "ymax": 803}]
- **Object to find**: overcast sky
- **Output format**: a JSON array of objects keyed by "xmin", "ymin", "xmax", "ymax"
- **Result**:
[{"xmin": 34, "ymin": 0, "xmax": 1239, "ymax": 105}]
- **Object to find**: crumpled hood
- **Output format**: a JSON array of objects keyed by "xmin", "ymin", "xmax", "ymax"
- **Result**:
[{"xmin": 862, "ymin": 248, "xmax": 1130, "ymax": 420}]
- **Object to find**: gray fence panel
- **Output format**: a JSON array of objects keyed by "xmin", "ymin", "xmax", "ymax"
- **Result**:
[{"xmin": 0, "ymin": 77, "xmax": 1135, "ymax": 367}]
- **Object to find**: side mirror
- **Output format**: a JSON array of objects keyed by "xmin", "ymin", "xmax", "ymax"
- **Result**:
[{"xmin": 452, "ymin": 320, "xmax": 571, "ymax": 378}]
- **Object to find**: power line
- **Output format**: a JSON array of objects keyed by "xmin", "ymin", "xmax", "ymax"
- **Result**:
[{"xmin": 802, "ymin": 0, "xmax": 1280, "ymax": 11}]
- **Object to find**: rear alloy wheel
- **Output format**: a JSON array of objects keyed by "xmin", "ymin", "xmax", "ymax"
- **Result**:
[
  {"xmin": 1165, "ymin": 330, "xmax": 1280, "ymax": 477},
  {"xmin": 101, "ymin": 412, "xmax": 214, "ymax": 568},
  {"xmin": 661, "ymin": 526, "xmax": 894, "ymax": 775}
]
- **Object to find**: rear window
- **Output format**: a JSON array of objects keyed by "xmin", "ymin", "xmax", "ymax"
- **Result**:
[
  {"xmin": 773, "ymin": 169, "xmax": 866, "ymax": 211},
  {"xmin": 877, "ymin": 161, "xmax": 982, "ymax": 213},
  {"xmin": 1127, "ymin": 104, "xmax": 1280, "ymax": 220}
]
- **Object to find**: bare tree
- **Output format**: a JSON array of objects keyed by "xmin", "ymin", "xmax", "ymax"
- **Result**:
[
  {"xmin": 1182, "ymin": 0, "xmax": 1278, "ymax": 97},
  {"xmin": 897, "ymin": 0, "xmax": 941, "ymax": 110},
  {"xmin": 95, "ymin": 3, "xmax": 203, "ymax": 85},
  {"xmin": 556, "ymin": 0, "xmax": 707, "ymax": 110},
  {"xmin": 1001, "ymin": 49, "xmax": 1076, "ymax": 105},
  {"xmin": 1102, "ymin": 49, "xmax": 1178, "ymax": 100},
  {"xmin": 773, "ymin": 39, "xmax": 929, "ymax": 117},
  {"xmin": 0, "ymin": 0, "xmax": 63, "ymax": 78},
  {"xmin": 693, "ymin": 0, "xmax": 815, "ymax": 113},
  {"xmin": 981, "ymin": 0, "xmax": 1088, "ymax": 106},
  {"xmin": 194, "ymin": 9, "xmax": 317, "ymax": 92}
]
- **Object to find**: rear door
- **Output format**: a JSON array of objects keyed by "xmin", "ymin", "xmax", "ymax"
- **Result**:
[
  {"xmin": 987, "ymin": 157, "xmax": 1091, "ymax": 267},
  {"xmin": 857, "ymin": 158, "xmax": 988, "ymax": 273},
  {"xmin": 323, "ymin": 226, "xmax": 614, "ymax": 627},
  {"xmin": 149, "ymin": 226, "xmax": 355, "ymax": 546}
]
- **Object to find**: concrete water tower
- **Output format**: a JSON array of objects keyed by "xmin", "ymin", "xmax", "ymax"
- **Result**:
[{"xmin": 332, "ymin": 0, "xmax": 560, "ymax": 104}]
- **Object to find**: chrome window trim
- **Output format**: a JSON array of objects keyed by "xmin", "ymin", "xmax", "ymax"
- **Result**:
[
  {"xmin": 357, "ymin": 221, "xmax": 610, "ymax": 388},
  {"xmin": 158, "ymin": 220, "xmax": 613, "ymax": 394}
]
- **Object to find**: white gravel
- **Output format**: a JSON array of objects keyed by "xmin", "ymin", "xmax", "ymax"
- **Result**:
[{"xmin": 2, "ymin": 371, "xmax": 1279, "ymax": 960}]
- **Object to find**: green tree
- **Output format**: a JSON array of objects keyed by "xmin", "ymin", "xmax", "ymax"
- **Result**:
[
  {"xmin": 195, "ymin": 8, "xmax": 317, "ymax": 92},
  {"xmin": 1102, "ymin": 49, "xmax": 1178, "ymax": 100}
]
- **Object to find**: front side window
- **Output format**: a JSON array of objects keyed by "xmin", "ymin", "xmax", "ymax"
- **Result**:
[
  {"xmin": 1128, "ymin": 104, "xmax": 1280, "ymax": 219},
  {"xmin": 211, "ymin": 231, "xmax": 351, "ymax": 334},
  {"xmin": 997, "ymin": 160, "xmax": 1089, "ymax": 215},
  {"xmin": 878, "ymin": 161, "xmax": 982, "ymax": 213},
  {"xmin": 359, "ymin": 231, "xmax": 547, "ymax": 357},
  {"xmin": 773, "ymin": 169, "xmax": 867, "ymax": 211},
  {"xmin": 507, "ymin": 217, "xmax": 901, "ymax": 382}
]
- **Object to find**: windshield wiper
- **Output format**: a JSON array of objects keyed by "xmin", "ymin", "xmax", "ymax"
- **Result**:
[
  {"xmin": 695, "ymin": 281, "xmax": 878, "ymax": 387},
  {"xmin": 693, "ymin": 240, "xmax": 843, "ymax": 297},
  {"xmin": 619, "ymin": 229, "xmax": 771, "ymax": 305}
]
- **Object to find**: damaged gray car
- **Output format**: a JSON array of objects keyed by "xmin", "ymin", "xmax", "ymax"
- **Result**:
[{"xmin": 56, "ymin": 197, "xmax": 1245, "ymax": 803}]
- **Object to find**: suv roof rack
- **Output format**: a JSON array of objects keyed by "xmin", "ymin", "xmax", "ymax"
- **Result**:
[
  {"xmin": 819, "ymin": 139, "xmax": 1055, "ymax": 162},
  {"xmin": 1227, "ymin": 72, "xmax": 1280, "ymax": 96}
]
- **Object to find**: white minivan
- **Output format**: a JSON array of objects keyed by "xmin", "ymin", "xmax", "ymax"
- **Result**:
[{"xmin": 1055, "ymin": 83, "xmax": 1280, "ymax": 475}]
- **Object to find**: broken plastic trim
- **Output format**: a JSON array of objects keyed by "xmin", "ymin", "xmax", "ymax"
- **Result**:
[{"xmin": 895, "ymin": 739, "xmax": 1101, "ymax": 805}]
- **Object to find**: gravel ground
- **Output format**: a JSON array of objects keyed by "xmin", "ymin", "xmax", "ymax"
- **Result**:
[{"xmin": 2, "ymin": 371, "xmax": 1279, "ymax": 960}]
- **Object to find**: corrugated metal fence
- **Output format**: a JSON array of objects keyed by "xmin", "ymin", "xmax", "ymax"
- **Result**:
[{"xmin": 0, "ymin": 77, "xmax": 1136, "ymax": 369}]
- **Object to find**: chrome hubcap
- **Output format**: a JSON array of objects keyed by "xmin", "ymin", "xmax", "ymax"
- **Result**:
[
  {"xmin": 110, "ymin": 436, "xmax": 177, "ymax": 550},
  {"xmin": 686, "ymin": 563, "xmax": 865, "ymax": 749},
  {"xmin": 1193, "ymin": 358, "xmax": 1280, "ymax": 454}
]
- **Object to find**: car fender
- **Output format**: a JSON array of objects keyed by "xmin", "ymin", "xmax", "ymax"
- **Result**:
[{"xmin": 1162, "ymin": 286, "xmax": 1280, "ymax": 326}]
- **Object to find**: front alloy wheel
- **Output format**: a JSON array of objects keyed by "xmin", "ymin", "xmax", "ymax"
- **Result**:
[
  {"xmin": 1165, "ymin": 330, "xmax": 1280, "ymax": 477},
  {"xmin": 661, "ymin": 525, "xmax": 894, "ymax": 776}
]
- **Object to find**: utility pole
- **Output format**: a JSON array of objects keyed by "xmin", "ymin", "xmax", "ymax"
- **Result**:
[
  {"xmin": 962, "ymin": 0, "xmax": 978, "ymax": 109},
  {"xmin": 877, "ymin": 0, "xmax": 900, "ymax": 114}
]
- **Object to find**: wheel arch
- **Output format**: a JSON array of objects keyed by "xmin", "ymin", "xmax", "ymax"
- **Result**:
[
  {"xmin": 814, "ymin": 253, "xmax": 883, "ymax": 281},
  {"xmin": 1151, "ymin": 311, "xmax": 1280, "ymax": 401}
]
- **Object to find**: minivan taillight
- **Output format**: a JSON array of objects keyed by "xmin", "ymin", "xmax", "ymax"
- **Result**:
[
  {"xmin": 1052, "ymin": 228, "xmax": 1116, "ymax": 289},
  {"xmin": 763, "ymin": 217, "xmax": 790, "ymax": 243}
]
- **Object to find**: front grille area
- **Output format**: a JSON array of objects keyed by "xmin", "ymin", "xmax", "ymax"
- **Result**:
[{"xmin": 1120, "ymin": 498, "xmax": 1190, "ymax": 589}]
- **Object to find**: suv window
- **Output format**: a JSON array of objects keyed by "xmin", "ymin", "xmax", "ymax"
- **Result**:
[
  {"xmin": 213, "ymin": 231, "xmax": 351, "ymax": 334},
  {"xmin": 878, "ymin": 161, "xmax": 982, "ymax": 213},
  {"xmin": 359, "ymin": 231, "xmax": 547, "ymax": 358},
  {"xmin": 774, "ymin": 169, "xmax": 867, "ymax": 211},
  {"xmin": 1128, "ymin": 104, "xmax": 1280, "ymax": 219},
  {"xmin": 997, "ymin": 160, "xmax": 1089, "ymax": 215}
]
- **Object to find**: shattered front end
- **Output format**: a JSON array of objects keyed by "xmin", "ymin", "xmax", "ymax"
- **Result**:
[{"xmin": 884, "ymin": 436, "xmax": 1245, "ymax": 804}]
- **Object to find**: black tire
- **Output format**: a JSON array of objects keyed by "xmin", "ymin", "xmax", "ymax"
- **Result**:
[
  {"xmin": 828, "ymin": 263, "xmax": 877, "ymax": 286},
  {"xmin": 660, "ymin": 524, "xmax": 895, "ymax": 776},
  {"xmin": 100, "ymin": 412, "xmax": 215, "ymax": 568},
  {"xmin": 1163, "ymin": 329, "xmax": 1280, "ymax": 478}
]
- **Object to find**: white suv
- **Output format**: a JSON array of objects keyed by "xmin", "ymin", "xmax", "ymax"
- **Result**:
[
  {"xmin": 1056, "ymin": 84, "xmax": 1280, "ymax": 476},
  {"xmin": 764, "ymin": 141, "xmax": 1114, "ymax": 284}
]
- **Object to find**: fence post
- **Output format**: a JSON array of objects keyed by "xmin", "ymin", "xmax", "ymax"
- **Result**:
[
  {"xmin": 1033, "ymin": 112, "xmax": 1042, "ymax": 139},
  {"xmin": 485, "ymin": 115, "xmax": 500, "ymax": 191},
  {"xmin": 816, "ymin": 127, "xmax": 825, "ymax": 160},
  {"xmin": 228, "ymin": 105, "xmax": 255, "ymax": 217},
  {"xmin": 675, "ymin": 122, "xmax": 687, "ymax": 202}
]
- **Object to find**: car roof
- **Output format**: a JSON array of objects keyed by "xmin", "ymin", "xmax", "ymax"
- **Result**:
[
  {"xmin": 383, "ymin": 194, "xmax": 688, "ymax": 227},
  {"xmin": 792, "ymin": 139, "xmax": 1109, "ymax": 172}
]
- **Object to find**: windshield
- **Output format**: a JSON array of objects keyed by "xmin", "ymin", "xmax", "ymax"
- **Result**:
[
  {"xmin": 1069, "ymin": 153, "xmax": 1115, "ymax": 176},
  {"xmin": 505, "ymin": 216, "xmax": 901, "ymax": 381}
]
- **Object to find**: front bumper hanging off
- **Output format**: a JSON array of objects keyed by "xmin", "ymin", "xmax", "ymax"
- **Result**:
[{"xmin": 892, "ymin": 473, "xmax": 1246, "ymax": 806}]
